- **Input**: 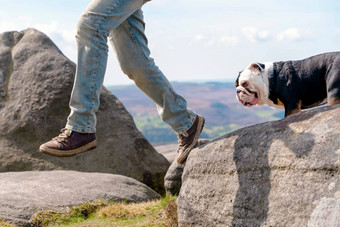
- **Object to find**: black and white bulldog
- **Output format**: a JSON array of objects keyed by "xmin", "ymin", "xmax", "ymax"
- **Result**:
[{"xmin": 235, "ymin": 52, "xmax": 340, "ymax": 117}]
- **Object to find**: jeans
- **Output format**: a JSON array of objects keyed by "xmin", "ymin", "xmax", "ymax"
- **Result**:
[{"xmin": 65, "ymin": 0, "xmax": 196, "ymax": 135}]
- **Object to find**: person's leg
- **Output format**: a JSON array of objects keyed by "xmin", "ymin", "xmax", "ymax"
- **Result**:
[
  {"xmin": 67, "ymin": 0, "xmax": 148, "ymax": 133},
  {"xmin": 109, "ymin": 9, "xmax": 205, "ymax": 163},
  {"xmin": 39, "ymin": 0, "xmax": 148, "ymax": 157}
]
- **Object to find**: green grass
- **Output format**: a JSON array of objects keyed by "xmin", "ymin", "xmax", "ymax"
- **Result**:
[
  {"xmin": 228, "ymin": 123, "xmax": 242, "ymax": 131},
  {"xmin": 29, "ymin": 196, "xmax": 178, "ymax": 227},
  {"xmin": 133, "ymin": 115, "xmax": 168, "ymax": 129},
  {"xmin": 254, "ymin": 109, "xmax": 283, "ymax": 120},
  {"xmin": 0, "ymin": 219, "xmax": 16, "ymax": 227},
  {"xmin": 203, "ymin": 123, "xmax": 243, "ymax": 138}
]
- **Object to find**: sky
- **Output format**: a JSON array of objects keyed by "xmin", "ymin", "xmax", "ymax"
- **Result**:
[{"xmin": 0, "ymin": 0, "xmax": 339, "ymax": 86}]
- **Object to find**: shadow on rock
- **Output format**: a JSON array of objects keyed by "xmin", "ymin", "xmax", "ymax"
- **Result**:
[{"xmin": 232, "ymin": 112, "xmax": 316, "ymax": 226}]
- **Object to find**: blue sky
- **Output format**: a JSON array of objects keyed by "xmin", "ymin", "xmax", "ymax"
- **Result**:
[{"xmin": 1, "ymin": 0, "xmax": 339, "ymax": 85}]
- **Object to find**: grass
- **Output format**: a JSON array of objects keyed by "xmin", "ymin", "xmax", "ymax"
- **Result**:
[
  {"xmin": 0, "ymin": 219, "xmax": 16, "ymax": 227},
  {"xmin": 29, "ymin": 196, "xmax": 178, "ymax": 227},
  {"xmin": 254, "ymin": 109, "xmax": 283, "ymax": 120},
  {"xmin": 203, "ymin": 123, "xmax": 243, "ymax": 138},
  {"xmin": 133, "ymin": 115, "xmax": 167, "ymax": 130}
]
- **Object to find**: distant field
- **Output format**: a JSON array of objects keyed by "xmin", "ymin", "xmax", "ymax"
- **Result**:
[{"xmin": 108, "ymin": 82, "xmax": 284, "ymax": 144}]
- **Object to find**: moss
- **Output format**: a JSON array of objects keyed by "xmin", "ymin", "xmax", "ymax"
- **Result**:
[
  {"xmin": 30, "ymin": 201, "xmax": 106, "ymax": 227},
  {"xmin": 29, "ymin": 196, "xmax": 178, "ymax": 227},
  {"xmin": 0, "ymin": 219, "xmax": 16, "ymax": 227},
  {"xmin": 94, "ymin": 196, "xmax": 178, "ymax": 227}
]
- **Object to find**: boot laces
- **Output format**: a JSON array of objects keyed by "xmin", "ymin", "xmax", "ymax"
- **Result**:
[
  {"xmin": 177, "ymin": 134, "xmax": 190, "ymax": 150},
  {"xmin": 53, "ymin": 128, "xmax": 71, "ymax": 142}
]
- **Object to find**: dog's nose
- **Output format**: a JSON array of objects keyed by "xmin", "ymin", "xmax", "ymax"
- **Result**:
[{"xmin": 237, "ymin": 90, "xmax": 241, "ymax": 94}]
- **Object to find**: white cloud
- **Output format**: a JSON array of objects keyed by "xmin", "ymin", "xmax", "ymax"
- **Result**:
[
  {"xmin": 219, "ymin": 35, "xmax": 239, "ymax": 46},
  {"xmin": 0, "ymin": 11, "xmax": 76, "ymax": 60},
  {"xmin": 0, "ymin": 16, "xmax": 33, "ymax": 33},
  {"xmin": 257, "ymin": 30, "xmax": 270, "ymax": 40},
  {"xmin": 34, "ymin": 21, "xmax": 59, "ymax": 37},
  {"xmin": 193, "ymin": 33, "xmax": 216, "ymax": 47},
  {"xmin": 194, "ymin": 33, "xmax": 239, "ymax": 47},
  {"xmin": 0, "ymin": 21, "xmax": 17, "ymax": 32},
  {"xmin": 61, "ymin": 30, "xmax": 76, "ymax": 43},
  {"xmin": 277, "ymin": 28, "xmax": 301, "ymax": 41},
  {"xmin": 242, "ymin": 26, "xmax": 257, "ymax": 43},
  {"xmin": 31, "ymin": 21, "xmax": 76, "ymax": 60},
  {"xmin": 194, "ymin": 34, "xmax": 208, "ymax": 41},
  {"xmin": 242, "ymin": 26, "xmax": 271, "ymax": 43},
  {"xmin": 205, "ymin": 39, "xmax": 216, "ymax": 47}
]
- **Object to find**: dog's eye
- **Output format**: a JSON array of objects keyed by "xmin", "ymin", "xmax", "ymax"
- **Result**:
[{"xmin": 241, "ymin": 81, "xmax": 248, "ymax": 87}]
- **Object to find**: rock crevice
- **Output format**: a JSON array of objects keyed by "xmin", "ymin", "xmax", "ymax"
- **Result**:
[{"xmin": 0, "ymin": 31, "xmax": 23, "ymax": 106}]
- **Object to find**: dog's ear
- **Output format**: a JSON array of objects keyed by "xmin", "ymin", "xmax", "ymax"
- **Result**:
[
  {"xmin": 248, "ymin": 63, "xmax": 265, "ymax": 72},
  {"xmin": 235, "ymin": 71, "xmax": 242, "ymax": 87}
]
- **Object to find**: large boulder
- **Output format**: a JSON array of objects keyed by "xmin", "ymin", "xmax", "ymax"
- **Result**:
[
  {"xmin": 178, "ymin": 105, "xmax": 340, "ymax": 226},
  {"xmin": 0, "ymin": 171, "xmax": 161, "ymax": 226},
  {"xmin": 0, "ymin": 28, "xmax": 170, "ymax": 194}
]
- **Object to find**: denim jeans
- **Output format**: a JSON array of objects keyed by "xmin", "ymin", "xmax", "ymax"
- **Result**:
[{"xmin": 66, "ymin": 0, "xmax": 196, "ymax": 135}]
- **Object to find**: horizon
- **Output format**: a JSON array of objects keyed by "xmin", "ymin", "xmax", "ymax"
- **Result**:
[
  {"xmin": 1, "ymin": 0, "xmax": 339, "ymax": 86},
  {"xmin": 106, "ymin": 79, "xmax": 236, "ymax": 87}
]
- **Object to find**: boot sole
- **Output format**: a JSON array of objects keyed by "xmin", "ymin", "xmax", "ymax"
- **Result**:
[
  {"xmin": 177, "ymin": 115, "xmax": 205, "ymax": 164},
  {"xmin": 39, "ymin": 140, "xmax": 97, "ymax": 157}
]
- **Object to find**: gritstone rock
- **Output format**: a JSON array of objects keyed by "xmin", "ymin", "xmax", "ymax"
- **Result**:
[
  {"xmin": 164, "ymin": 160, "xmax": 185, "ymax": 196},
  {"xmin": 0, "ymin": 171, "xmax": 161, "ymax": 226},
  {"xmin": 0, "ymin": 28, "xmax": 170, "ymax": 194},
  {"xmin": 178, "ymin": 105, "xmax": 340, "ymax": 226},
  {"xmin": 164, "ymin": 139, "xmax": 210, "ymax": 196}
]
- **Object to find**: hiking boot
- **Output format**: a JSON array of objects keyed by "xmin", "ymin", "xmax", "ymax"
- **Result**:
[
  {"xmin": 177, "ymin": 114, "xmax": 205, "ymax": 164},
  {"xmin": 39, "ymin": 128, "xmax": 97, "ymax": 157}
]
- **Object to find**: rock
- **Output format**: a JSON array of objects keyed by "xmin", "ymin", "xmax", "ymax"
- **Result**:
[
  {"xmin": 164, "ymin": 160, "xmax": 185, "ymax": 196},
  {"xmin": 0, "ymin": 28, "xmax": 170, "ymax": 194},
  {"xmin": 178, "ymin": 105, "xmax": 340, "ymax": 226},
  {"xmin": 0, "ymin": 171, "xmax": 161, "ymax": 226},
  {"xmin": 164, "ymin": 139, "xmax": 211, "ymax": 196},
  {"xmin": 308, "ymin": 198, "xmax": 340, "ymax": 227}
]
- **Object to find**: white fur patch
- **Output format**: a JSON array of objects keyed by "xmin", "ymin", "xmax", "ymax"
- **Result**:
[{"xmin": 236, "ymin": 62, "xmax": 283, "ymax": 109}]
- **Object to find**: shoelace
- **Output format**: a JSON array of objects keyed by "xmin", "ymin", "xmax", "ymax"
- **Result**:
[
  {"xmin": 177, "ymin": 134, "xmax": 190, "ymax": 150},
  {"xmin": 52, "ymin": 128, "xmax": 71, "ymax": 142}
]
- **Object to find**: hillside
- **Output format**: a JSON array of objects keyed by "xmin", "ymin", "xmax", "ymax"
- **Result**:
[{"xmin": 108, "ymin": 82, "xmax": 284, "ymax": 144}]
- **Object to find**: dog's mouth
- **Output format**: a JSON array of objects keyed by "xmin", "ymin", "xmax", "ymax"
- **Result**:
[{"xmin": 236, "ymin": 87, "xmax": 259, "ymax": 107}]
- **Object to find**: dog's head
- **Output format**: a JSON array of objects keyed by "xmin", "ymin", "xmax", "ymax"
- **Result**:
[{"xmin": 235, "ymin": 63, "xmax": 268, "ymax": 107}]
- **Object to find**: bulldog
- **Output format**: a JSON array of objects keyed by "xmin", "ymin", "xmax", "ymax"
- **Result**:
[{"xmin": 235, "ymin": 52, "xmax": 340, "ymax": 117}]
